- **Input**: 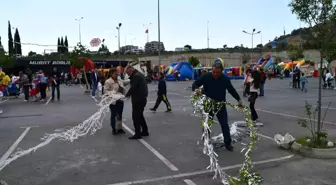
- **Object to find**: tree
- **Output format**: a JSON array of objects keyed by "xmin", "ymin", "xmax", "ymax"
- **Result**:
[
  {"xmin": 287, "ymin": 44, "xmax": 304, "ymax": 61},
  {"xmin": 69, "ymin": 43, "xmax": 91, "ymax": 90},
  {"xmin": 184, "ymin": 45, "xmax": 192, "ymax": 50},
  {"xmin": 188, "ymin": 56, "xmax": 200, "ymax": 67},
  {"xmin": 0, "ymin": 36, "xmax": 4, "ymax": 53},
  {"xmin": 256, "ymin": 44, "xmax": 263, "ymax": 48},
  {"xmin": 289, "ymin": 0, "xmax": 336, "ymax": 145},
  {"xmin": 64, "ymin": 36, "xmax": 69, "ymax": 54},
  {"xmin": 98, "ymin": 44, "xmax": 110, "ymax": 55},
  {"xmin": 0, "ymin": 51, "xmax": 13, "ymax": 68},
  {"xmin": 7, "ymin": 21, "xmax": 14, "ymax": 56},
  {"xmin": 14, "ymin": 28, "xmax": 22, "ymax": 55},
  {"xmin": 223, "ymin": 44, "xmax": 227, "ymax": 49},
  {"xmin": 57, "ymin": 38, "xmax": 60, "ymax": 53},
  {"xmin": 324, "ymin": 41, "xmax": 336, "ymax": 62},
  {"xmin": 28, "ymin": 51, "xmax": 37, "ymax": 56},
  {"xmin": 60, "ymin": 37, "xmax": 64, "ymax": 54}
]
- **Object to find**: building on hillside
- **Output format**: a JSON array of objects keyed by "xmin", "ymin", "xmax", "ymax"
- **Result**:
[
  {"xmin": 145, "ymin": 41, "xmax": 165, "ymax": 53},
  {"xmin": 120, "ymin": 45, "xmax": 139, "ymax": 53}
]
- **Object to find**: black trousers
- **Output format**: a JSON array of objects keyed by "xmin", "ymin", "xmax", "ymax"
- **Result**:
[
  {"xmin": 51, "ymin": 83, "xmax": 60, "ymax": 100},
  {"xmin": 23, "ymin": 85, "xmax": 30, "ymax": 100},
  {"xmin": 248, "ymin": 92, "xmax": 259, "ymax": 121},
  {"xmin": 153, "ymin": 93, "xmax": 171, "ymax": 110},
  {"xmin": 132, "ymin": 100, "xmax": 148, "ymax": 135},
  {"xmin": 39, "ymin": 83, "xmax": 47, "ymax": 99}
]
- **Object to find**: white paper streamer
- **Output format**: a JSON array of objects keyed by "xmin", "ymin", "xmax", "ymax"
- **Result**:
[{"xmin": 0, "ymin": 92, "xmax": 125, "ymax": 172}]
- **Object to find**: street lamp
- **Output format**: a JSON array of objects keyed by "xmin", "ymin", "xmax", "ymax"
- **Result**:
[
  {"xmin": 158, "ymin": 0, "xmax": 161, "ymax": 69},
  {"xmin": 75, "ymin": 17, "xmax": 84, "ymax": 44},
  {"xmin": 242, "ymin": 29, "xmax": 261, "ymax": 64},
  {"xmin": 116, "ymin": 23, "xmax": 122, "ymax": 67},
  {"xmin": 207, "ymin": 21, "xmax": 210, "ymax": 49},
  {"xmin": 143, "ymin": 23, "xmax": 152, "ymax": 43}
]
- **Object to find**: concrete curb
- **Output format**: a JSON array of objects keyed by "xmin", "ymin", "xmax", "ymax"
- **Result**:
[{"xmin": 291, "ymin": 142, "xmax": 336, "ymax": 159}]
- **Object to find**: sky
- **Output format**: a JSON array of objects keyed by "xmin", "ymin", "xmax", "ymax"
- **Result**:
[{"xmin": 0, "ymin": 0, "xmax": 302, "ymax": 55}]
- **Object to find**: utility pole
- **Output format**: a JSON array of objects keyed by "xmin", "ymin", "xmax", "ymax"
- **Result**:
[
  {"xmin": 158, "ymin": 0, "xmax": 161, "ymax": 68},
  {"xmin": 207, "ymin": 21, "xmax": 210, "ymax": 49},
  {"xmin": 116, "ymin": 23, "xmax": 122, "ymax": 67},
  {"xmin": 75, "ymin": 17, "xmax": 83, "ymax": 44}
]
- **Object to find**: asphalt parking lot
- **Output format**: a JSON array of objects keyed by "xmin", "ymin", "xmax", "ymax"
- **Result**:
[{"xmin": 0, "ymin": 78, "xmax": 336, "ymax": 185}]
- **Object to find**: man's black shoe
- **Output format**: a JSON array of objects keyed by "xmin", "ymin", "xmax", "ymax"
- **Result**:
[
  {"xmin": 225, "ymin": 145, "xmax": 234, "ymax": 152},
  {"xmin": 165, "ymin": 109, "xmax": 172, "ymax": 112},
  {"xmin": 129, "ymin": 135, "xmax": 142, "ymax": 140},
  {"xmin": 141, "ymin": 132, "xmax": 149, "ymax": 136},
  {"xmin": 117, "ymin": 129, "xmax": 126, "ymax": 134},
  {"xmin": 112, "ymin": 130, "xmax": 118, "ymax": 135},
  {"xmin": 149, "ymin": 108, "xmax": 156, "ymax": 112}
]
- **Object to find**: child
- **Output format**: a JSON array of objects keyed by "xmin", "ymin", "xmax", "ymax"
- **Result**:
[
  {"xmin": 29, "ymin": 79, "xmax": 40, "ymax": 102},
  {"xmin": 248, "ymin": 70, "xmax": 263, "ymax": 126},
  {"xmin": 243, "ymin": 69, "xmax": 251, "ymax": 97},
  {"xmin": 150, "ymin": 72, "xmax": 172, "ymax": 112},
  {"xmin": 300, "ymin": 73, "xmax": 308, "ymax": 93}
]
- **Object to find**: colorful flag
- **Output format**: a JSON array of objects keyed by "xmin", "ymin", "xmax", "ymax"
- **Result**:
[{"xmin": 145, "ymin": 29, "xmax": 148, "ymax": 34}]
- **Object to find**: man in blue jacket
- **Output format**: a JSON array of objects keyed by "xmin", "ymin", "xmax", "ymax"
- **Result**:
[
  {"xmin": 150, "ymin": 72, "xmax": 172, "ymax": 112},
  {"xmin": 192, "ymin": 62, "xmax": 242, "ymax": 151},
  {"xmin": 91, "ymin": 68, "xmax": 100, "ymax": 98}
]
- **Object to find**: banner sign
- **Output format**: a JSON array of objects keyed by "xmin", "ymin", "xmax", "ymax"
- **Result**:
[{"xmin": 29, "ymin": 60, "xmax": 70, "ymax": 65}]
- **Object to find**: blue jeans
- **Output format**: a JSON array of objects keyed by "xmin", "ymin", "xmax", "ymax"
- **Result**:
[
  {"xmin": 301, "ymin": 82, "xmax": 307, "ymax": 92},
  {"xmin": 259, "ymin": 82, "xmax": 265, "ymax": 96},
  {"xmin": 92, "ymin": 83, "xmax": 98, "ymax": 96},
  {"xmin": 217, "ymin": 106, "xmax": 231, "ymax": 145},
  {"xmin": 109, "ymin": 100, "xmax": 124, "ymax": 130}
]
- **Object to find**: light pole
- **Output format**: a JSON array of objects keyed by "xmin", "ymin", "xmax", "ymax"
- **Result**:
[
  {"xmin": 158, "ymin": 0, "xmax": 161, "ymax": 69},
  {"xmin": 207, "ymin": 21, "xmax": 210, "ymax": 49},
  {"xmin": 143, "ymin": 23, "xmax": 152, "ymax": 43},
  {"xmin": 242, "ymin": 29, "xmax": 261, "ymax": 64},
  {"xmin": 75, "ymin": 17, "xmax": 83, "ymax": 44},
  {"xmin": 116, "ymin": 23, "xmax": 122, "ymax": 67}
]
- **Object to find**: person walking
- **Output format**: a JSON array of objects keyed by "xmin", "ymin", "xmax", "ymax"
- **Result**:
[
  {"xmin": 300, "ymin": 73, "xmax": 308, "ymax": 93},
  {"xmin": 91, "ymin": 68, "xmax": 99, "ymax": 98},
  {"xmin": 150, "ymin": 72, "xmax": 172, "ymax": 112},
  {"xmin": 125, "ymin": 65, "xmax": 149, "ymax": 140},
  {"xmin": 38, "ymin": 70, "xmax": 47, "ymax": 102},
  {"xmin": 104, "ymin": 68, "xmax": 126, "ymax": 135},
  {"xmin": 192, "ymin": 62, "xmax": 242, "ymax": 151},
  {"xmin": 51, "ymin": 67, "xmax": 61, "ymax": 101},
  {"xmin": 259, "ymin": 68, "xmax": 266, "ymax": 96},
  {"xmin": 248, "ymin": 70, "xmax": 262, "ymax": 125},
  {"xmin": 19, "ymin": 71, "xmax": 30, "ymax": 102}
]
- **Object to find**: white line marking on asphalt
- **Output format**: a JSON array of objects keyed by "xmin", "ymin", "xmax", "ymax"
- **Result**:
[
  {"xmin": 169, "ymin": 92, "xmax": 186, "ymax": 97},
  {"xmin": 106, "ymin": 155, "xmax": 294, "ymax": 185},
  {"xmin": 313, "ymin": 105, "xmax": 336, "ymax": 110},
  {"xmin": 45, "ymin": 97, "xmax": 52, "ymax": 105},
  {"xmin": 20, "ymin": 126, "xmax": 39, "ymax": 129},
  {"xmin": 0, "ymin": 127, "xmax": 31, "ymax": 163},
  {"xmin": 256, "ymin": 108, "xmax": 336, "ymax": 125},
  {"xmin": 122, "ymin": 124, "xmax": 179, "ymax": 172},
  {"xmin": 184, "ymin": 179, "xmax": 197, "ymax": 185},
  {"xmin": 0, "ymin": 99, "xmax": 9, "ymax": 104}
]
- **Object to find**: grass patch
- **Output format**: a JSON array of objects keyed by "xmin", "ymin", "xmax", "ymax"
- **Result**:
[{"xmin": 296, "ymin": 136, "xmax": 336, "ymax": 149}]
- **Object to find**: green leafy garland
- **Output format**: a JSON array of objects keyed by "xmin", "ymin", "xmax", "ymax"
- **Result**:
[{"xmin": 190, "ymin": 92, "xmax": 262, "ymax": 185}]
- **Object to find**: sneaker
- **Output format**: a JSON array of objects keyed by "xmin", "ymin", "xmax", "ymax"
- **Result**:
[
  {"xmin": 0, "ymin": 109, "xmax": 3, "ymax": 114},
  {"xmin": 117, "ymin": 129, "xmax": 126, "ymax": 134},
  {"xmin": 224, "ymin": 145, "xmax": 234, "ymax": 152},
  {"xmin": 254, "ymin": 121, "xmax": 263, "ymax": 126},
  {"xmin": 24, "ymin": 100, "xmax": 28, "ymax": 102},
  {"xmin": 165, "ymin": 109, "xmax": 172, "ymax": 112},
  {"xmin": 141, "ymin": 132, "xmax": 149, "ymax": 137},
  {"xmin": 112, "ymin": 130, "xmax": 118, "ymax": 135},
  {"xmin": 149, "ymin": 108, "xmax": 156, "ymax": 112},
  {"xmin": 40, "ymin": 99, "xmax": 45, "ymax": 102}
]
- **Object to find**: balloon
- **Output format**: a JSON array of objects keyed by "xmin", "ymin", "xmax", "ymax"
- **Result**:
[{"xmin": 90, "ymin": 38, "xmax": 101, "ymax": 47}]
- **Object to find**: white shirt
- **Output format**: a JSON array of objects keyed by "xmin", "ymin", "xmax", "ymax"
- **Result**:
[
  {"xmin": 325, "ymin": 72, "xmax": 332, "ymax": 82},
  {"xmin": 248, "ymin": 77, "xmax": 258, "ymax": 92}
]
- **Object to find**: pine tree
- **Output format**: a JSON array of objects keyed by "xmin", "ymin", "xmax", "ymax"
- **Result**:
[
  {"xmin": 60, "ymin": 37, "xmax": 64, "ymax": 54},
  {"xmin": 64, "ymin": 36, "xmax": 69, "ymax": 53},
  {"xmin": 7, "ymin": 21, "xmax": 14, "ymax": 55},
  {"xmin": 14, "ymin": 28, "xmax": 22, "ymax": 55},
  {"xmin": 57, "ymin": 37, "xmax": 60, "ymax": 53},
  {"xmin": 0, "ymin": 36, "xmax": 4, "ymax": 53}
]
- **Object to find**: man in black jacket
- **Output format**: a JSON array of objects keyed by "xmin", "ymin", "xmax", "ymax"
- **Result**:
[
  {"xmin": 150, "ymin": 72, "xmax": 172, "ymax": 112},
  {"xmin": 51, "ymin": 67, "xmax": 61, "ymax": 101},
  {"xmin": 192, "ymin": 62, "xmax": 242, "ymax": 151},
  {"xmin": 125, "ymin": 66, "xmax": 149, "ymax": 140}
]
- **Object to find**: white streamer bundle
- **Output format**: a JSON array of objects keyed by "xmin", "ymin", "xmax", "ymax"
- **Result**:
[{"xmin": 0, "ymin": 92, "xmax": 124, "ymax": 172}]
